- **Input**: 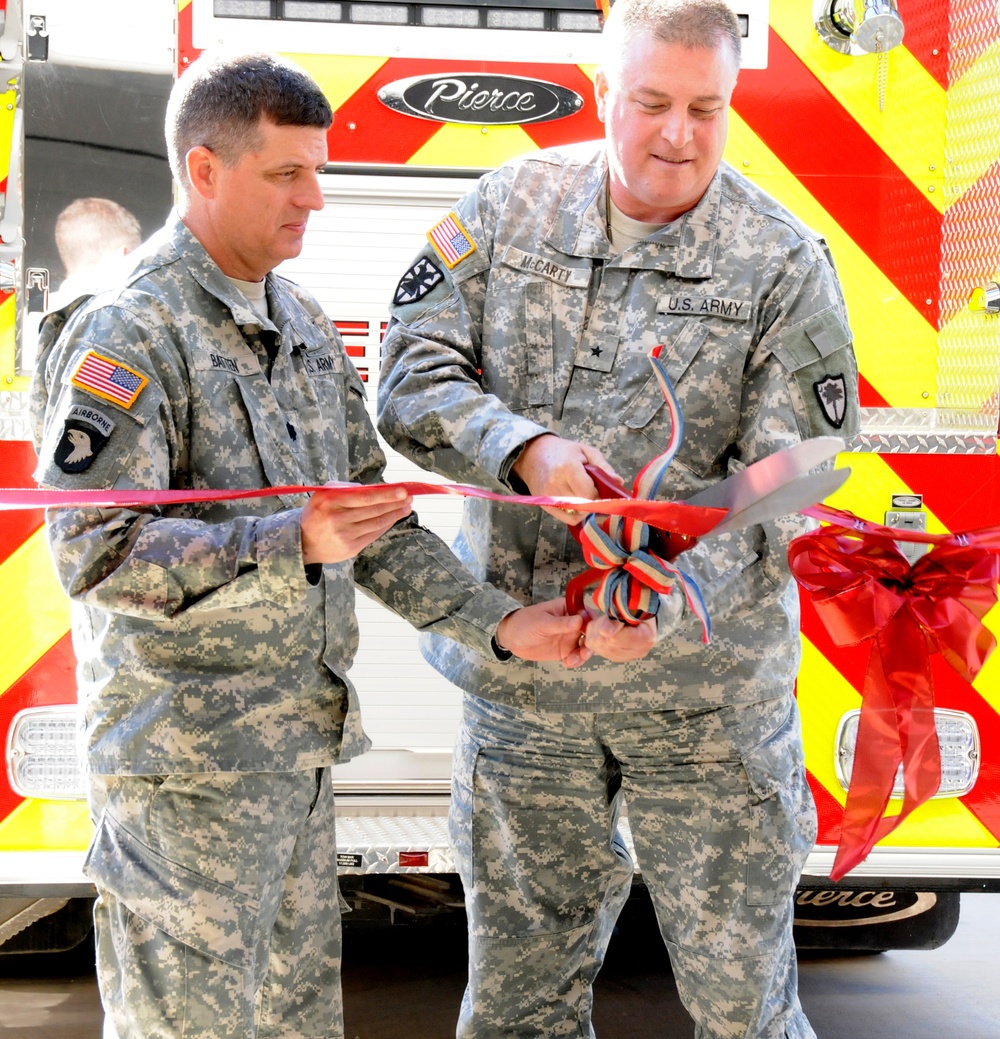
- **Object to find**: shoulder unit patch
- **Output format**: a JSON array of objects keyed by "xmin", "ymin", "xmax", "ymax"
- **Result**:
[
  {"xmin": 814, "ymin": 373, "xmax": 847, "ymax": 429},
  {"xmin": 427, "ymin": 213, "xmax": 476, "ymax": 268},
  {"xmin": 394, "ymin": 257, "xmax": 445, "ymax": 305}
]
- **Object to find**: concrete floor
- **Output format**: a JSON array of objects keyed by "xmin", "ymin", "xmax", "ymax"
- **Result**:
[{"xmin": 2, "ymin": 893, "xmax": 999, "ymax": 1038}]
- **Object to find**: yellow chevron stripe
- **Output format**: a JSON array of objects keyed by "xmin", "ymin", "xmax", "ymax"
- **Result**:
[
  {"xmin": 0, "ymin": 527, "xmax": 71, "ymax": 696},
  {"xmin": 801, "ymin": 454, "xmax": 1000, "ymax": 848},
  {"xmin": 799, "ymin": 636, "xmax": 856, "ymax": 807},
  {"xmin": 725, "ymin": 113, "xmax": 937, "ymax": 410},
  {"xmin": 974, "ymin": 602, "xmax": 1000, "ymax": 714},
  {"xmin": 177, "ymin": 0, "xmax": 191, "ymax": 13},
  {"xmin": 823, "ymin": 449, "xmax": 950, "ymax": 535},
  {"xmin": 770, "ymin": 0, "xmax": 946, "ymax": 213},
  {"xmin": 406, "ymin": 121, "xmax": 538, "ymax": 170},
  {"xmin": 284, "ymin": 53, "xmax": 389, "ymax": 114},
  {"xmin": 943, "ymin": 39, "xmax": 1000, "ymax": 200},
  {"xmin": 0, "ymin": 293, "xmax": 19, "ymax": 387},
  {"xmin": 0, "ymin": 87, "xmax": 13, "ymax": 185},
  {"xmin": 0, "ymin": 798, "xmax": 91, "ymax": 852},
  {"xmin": 800, "ymin": 632, "xmax": 999, "ymax": 849}
]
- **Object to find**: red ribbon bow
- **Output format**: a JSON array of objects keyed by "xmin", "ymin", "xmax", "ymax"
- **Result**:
[{"xmin": 789, "ymin": 521, "xmax": 998, "ymax": 880}]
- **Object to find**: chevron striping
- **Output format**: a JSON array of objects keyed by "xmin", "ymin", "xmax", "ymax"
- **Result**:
[
  {"xmin": 0, "ymin": 527, "xmax": 70, "ymax": 697},
  {"xmin": 798, "ymin": 636, "xmax": 857, "ymax": 809},
  {"xmin": 770, "ymin": 0, "xmax": 947, "ymax": 213},
  {"xmin": 285, "ymin": 53, "xmax": 389, "ymax": 114},
  {"xmin": 726, "ymin": 113, "xmax": 937, "ymax": 409},
  {"xmin": 733, "ymin": 29, "xmax": 943, "ymax": 329},
  {"xmin": 407, "ymin": 121, "xmax": 538, "ymax": 170}
]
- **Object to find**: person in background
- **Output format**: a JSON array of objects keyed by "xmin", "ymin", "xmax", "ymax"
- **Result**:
[
  {"xmin": 31, "ymin": 50, "xmax": 588, "ymax": 1039},
  {"xmin": 377, "ymin": 0, "xmax": 860, "ymax": 1036},
  {"xmin": 51, "ymin": 196, "xmax": 142, "ymax": 308}
]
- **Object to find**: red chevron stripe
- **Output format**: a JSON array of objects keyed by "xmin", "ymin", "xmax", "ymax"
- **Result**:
[
  {"xmin": 328, "ymin": 59, "xmax": 601, "ymax": 168},
  {"xmin": 930, "ymin": 655, "xmax": 1000, "ymax": 844},
  {"xmin": 0, "ymin": 440, "xmax": 43, "ymax": 567},
  {"xmin": 876, "ymin": 451, "xmax": 1000, "ymax": 535},
  {"xmin": 732, "ymin": 29, "xmax": 943, "ymax": 328},
  {"xmin": 939, "ymin": 159, "xmax": 1000, "ymax": 326},
  {"xmin": 0, "ymin": 633, "xmax": 77, "ymax": 827},
  {"xmin": 898, "ymin": 0, "xmax": 951, "ymax": 90}
]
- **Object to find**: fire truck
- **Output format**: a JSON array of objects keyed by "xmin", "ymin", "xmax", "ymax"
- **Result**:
[{"xmin": 0, "ymin": 0, "xmax": 998, "ymax": 954}]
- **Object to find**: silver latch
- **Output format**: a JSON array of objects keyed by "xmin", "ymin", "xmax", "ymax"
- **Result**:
[
  {"xmin": 26, "ymin": 266, "xmax": 49, "ymax": 312},
  {"xmin": 26, "ymin": 14, "xmax": 47, "ymax": 62},
  {"xmin": 885, "ymin": 493, "xmax": 929, "ymax": 565},
  {"xmin": 969, "ymin": 281, "xmax": 1000, "ymax": 313}
]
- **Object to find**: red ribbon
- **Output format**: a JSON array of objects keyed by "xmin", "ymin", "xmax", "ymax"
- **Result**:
[
  {"xmin": 0, "ymin": 480, "xmax": 724, "ymax": 534},
  {"xmin": 789, "ymin": 513, "xmax": 998, "ymax": 880}
]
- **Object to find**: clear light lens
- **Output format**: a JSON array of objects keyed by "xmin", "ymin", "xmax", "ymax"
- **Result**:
[
  {"xmin": 420, "ymin": 6, "xmax": 481, "ymax": 27},
  {"xmin": 215, "ymin": 0, "xmax": 271, "ymax": 16},
  {"xmin": 556, "ymin": 11, "xmax": 601, "ymax": 31},
  {"xmin": 7, "ymin": 707, "xmax": 86, "ymax": 800},
  {"xmin": 283, "ymin": 1, "xmax": 344, "ymax": 19},
  {"xmin": 835, "ymin": 708, "xmax": 980, "ymax": 798},
  {"xmin": 350, "ymin": 2, "xmax": 410, "ymax": 23},
  {"xmin": 486, "ymin": 8, "xmax": 546, "ymax": 29}
]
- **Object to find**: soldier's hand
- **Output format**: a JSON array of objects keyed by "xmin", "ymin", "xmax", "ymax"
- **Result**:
[
  {"xmin": 580, "ymin": 612, "xmax": 657, "ymax": 662},
  {"xmin": 301, "ymin": 483, "xmax": 413, "ymax": 564},
  {"xmin": 496, "ymin": 599, "xmax": 592, "ymax": 668},
  {"xmin": 511, "ymin": 434, "xmax": 623, "ymax": 525}
]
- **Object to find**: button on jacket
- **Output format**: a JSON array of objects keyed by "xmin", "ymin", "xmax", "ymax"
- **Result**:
[
  {"xmin": 32, "ymin": 215, "xmax": 519, "ymax": 776},
  {"xmin": 379, "ymin": 142, "xmax": 860, "ymax": 712}
]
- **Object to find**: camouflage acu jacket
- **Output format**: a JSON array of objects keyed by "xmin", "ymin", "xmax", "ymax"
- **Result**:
[
  {"xmin": 31, "ymin": 215, "xmax": 518, "ymax": 774},
  {"xmin": 379, "ymin": 142, "xmax": 860, "ymax": 712}
]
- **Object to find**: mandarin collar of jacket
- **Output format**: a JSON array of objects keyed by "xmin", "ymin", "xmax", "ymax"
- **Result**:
[
  {"xmin": 543, "ymin": 151, "xmax": 722, "ymax": 280},
  {"xmin": 143, "ymin": 213, "xmax": 313, "ymax": 344}
]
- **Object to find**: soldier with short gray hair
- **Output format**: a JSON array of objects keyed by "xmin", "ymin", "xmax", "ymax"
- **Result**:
[
  {"xmin": 378, "ymin": 0, "xmax": 859, "ymax": 1035},
  {"xmin": 31, "ymin": 50, "xmax": 589, "ymax": 1039}
]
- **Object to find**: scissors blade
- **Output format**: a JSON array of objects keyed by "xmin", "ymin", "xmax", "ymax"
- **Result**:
[
  {"xmin": 703, "ymin": 465, "xmax": 850, "ymax": 536},
  {"xmin": 682, "ymin": 436, "xmax": 845, "ymax": 513}
]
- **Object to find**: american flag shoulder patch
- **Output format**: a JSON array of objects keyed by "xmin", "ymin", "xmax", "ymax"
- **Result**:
[
  {"xmin": 71, "ymin": 350, "xmax": 148, "ymax": 409},
  {"xmin": 427, "ymin": 213, "xmax": 476, "ymax": 268}
]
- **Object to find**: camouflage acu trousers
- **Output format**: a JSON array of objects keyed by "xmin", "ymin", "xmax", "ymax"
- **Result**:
[
  {"xmin": 86, "ymin": 769, "xmax": 343, "ymax": 1039},
  {"xmin": 450, "ymin": 694, "xmax": 818, "ymax": 1039}
]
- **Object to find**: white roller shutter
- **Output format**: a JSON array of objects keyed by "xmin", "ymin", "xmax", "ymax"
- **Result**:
[{"xmin": 278, "ymin": 171, "xmax": 483, "ymax": 756}]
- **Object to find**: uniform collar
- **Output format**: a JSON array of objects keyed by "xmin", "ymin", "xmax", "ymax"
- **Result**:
[
  {"xmin": 164, "ymin": 214, "xmax": 310, "ymax": 343},
  {"xmin": 543, "ymin": 153, "xmax": 722, "ymax": 279}
]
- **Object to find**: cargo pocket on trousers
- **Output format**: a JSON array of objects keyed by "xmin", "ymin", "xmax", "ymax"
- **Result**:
[
  {"xmin": 84, "ymin": 807, "xmax": 258, "ymax": 971},
  {"xmin": 740, "ymin": 707, "xmax": 817, "ymax": 907},
  {"xmin": 448, "ymin": 729, "xmax": 480, "ymax": 887}
]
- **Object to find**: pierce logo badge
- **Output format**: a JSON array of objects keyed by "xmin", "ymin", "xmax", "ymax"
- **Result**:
[
  {"xmin": 813, "ymin": 374, "xmax": 847, "ymax": 429},
  {"xmin": 377, "ymin": 73, "xmax": 583, "ymax": 126},
  {"xmin": 428, "ymin": 213, "xmax": 476, "ymax": 268},
  {"xmin": 71, "ymin": 350, "xmax": 148, "ymax": 409}
]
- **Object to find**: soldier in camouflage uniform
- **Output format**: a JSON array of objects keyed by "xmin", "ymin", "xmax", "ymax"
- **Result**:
[
  {"xmin": 30, "ymin": 52, "xmax": 588, "ymax": 1039},
  {"xmin": 378, "ymin": 0, "xmax": 860, "ymax": 1036}
]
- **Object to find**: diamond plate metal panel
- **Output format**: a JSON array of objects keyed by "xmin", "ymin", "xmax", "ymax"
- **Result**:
[
  {"xmin": 938, "ymin": 0, "xmax": 1000, "ymax": 420},
  {"xmin": 0, "ymin": 391, "xmax": 32, "ymax": 442}
]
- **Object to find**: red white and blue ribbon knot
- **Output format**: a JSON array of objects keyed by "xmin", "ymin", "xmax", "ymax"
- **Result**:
[{"xmin": 565, "ymin": 345, "xmax": 711, "ymax": 640}]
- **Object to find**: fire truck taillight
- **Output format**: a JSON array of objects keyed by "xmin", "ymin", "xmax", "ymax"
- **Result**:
[
  {"xmin": 834, "ymin": 708, "xmax": 981, "ymax": 799},
  {"xmin": 6, "ymin": 707, "xmax": 86, "ymax": 800}
]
